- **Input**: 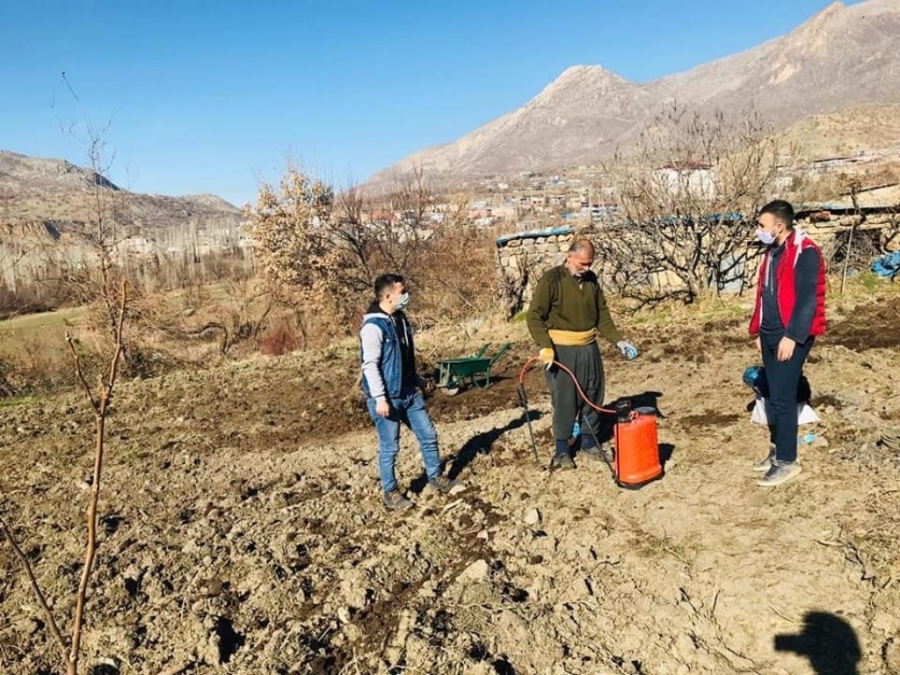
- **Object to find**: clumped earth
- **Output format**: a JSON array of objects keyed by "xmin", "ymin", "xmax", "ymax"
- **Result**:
[{"xmin": 1, "ymin": 292, "xmax": 900, "ymax": 674}]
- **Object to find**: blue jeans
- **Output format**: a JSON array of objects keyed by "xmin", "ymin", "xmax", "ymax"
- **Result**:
[{"xmin": 367, "ymin": 388, "xmax": 441, "ymax": 492}]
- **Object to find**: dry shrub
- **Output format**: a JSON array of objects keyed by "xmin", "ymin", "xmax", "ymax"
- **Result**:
[
  {"xmin": 175, "ymin": 274, "xmax": 212, "ymax": 313},
  {"xmin": 0, "ymin": 338, "xmax": 98, "ymax": 395},
  {"xmin": 412, "ymin": 226, "xmax": 500, "ymax": 327},
  {"xmin": 246, "ymin": 165, "xmax": 503, "ymax": 341},
  {"xmin": 820, "ymin": 226, "xmax": 884, "ymax": 272},
  {"xmin": 0, "ymin": 359, "xmax": 13, "ymax": 397},
  {"xmin": 259, "ymin": 318, "xmax": 302, "ymax": 356},
  {"xmin": 117, "ymin": 279, "xmax": 272, "ymax": 364}
]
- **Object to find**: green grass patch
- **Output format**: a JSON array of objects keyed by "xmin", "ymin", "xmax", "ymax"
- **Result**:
[
  {"xmin": 0, "ymin": 396, "xmax": 38, "ymax": 409},
  {"xmin": 857, "ymin": 270, "xmax": 882, "ymax": 293},
  {"xmin": 0, "ymin": 307, "xmax": 83, "ymax": 334}
]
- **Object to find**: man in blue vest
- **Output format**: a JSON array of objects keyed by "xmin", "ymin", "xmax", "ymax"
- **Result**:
[{"xmin": 361, "ymin": 273, "xmax": 463, "ymax": 510}]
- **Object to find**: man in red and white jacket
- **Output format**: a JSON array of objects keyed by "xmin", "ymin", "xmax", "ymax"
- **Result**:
[{"xmin": 749, "ymin": 200, "xmax": 826, "ymax": 487}]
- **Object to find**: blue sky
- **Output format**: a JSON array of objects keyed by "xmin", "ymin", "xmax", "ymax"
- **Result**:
[{"xmin": 0, "ymin": 0, "xmax": 863, "ymax": 206}]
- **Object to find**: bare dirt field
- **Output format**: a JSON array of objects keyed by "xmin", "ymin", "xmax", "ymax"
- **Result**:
[{"xmin": 2, "ymin": 285, "xmax": 900, "ymax": 675}]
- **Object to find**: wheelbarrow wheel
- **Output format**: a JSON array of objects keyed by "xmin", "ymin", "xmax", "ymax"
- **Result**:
[{"xmin": 444, "ymin": 386, "xmax": 461, "ymax": 396}]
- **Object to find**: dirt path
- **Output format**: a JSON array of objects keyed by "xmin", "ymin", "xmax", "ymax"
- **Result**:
[{"xmin": 1, "ymin": 293, "xmax": 899, "ymax": 674}]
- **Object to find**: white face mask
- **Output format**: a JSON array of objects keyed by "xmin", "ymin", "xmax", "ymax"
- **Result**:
[
  {"xmin": 756, "ymin": 229, "xmax": 776, "ymax": 246},
  {"xmin": 394, "ymin": 292, "xmax": 410, "ymax": 311}
]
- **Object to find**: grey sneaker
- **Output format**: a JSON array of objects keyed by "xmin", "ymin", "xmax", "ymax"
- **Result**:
[
  {"xmin": 757, "ymin": 462, "xmax": 802, "ymax": 487},
  {"xmin": 753, "ymin": 449, "xmax": 776, "ymax": 472},
  {"xmin": 428, "ymin": 476, "xmax": 464, "ymax": 494},
  {"xmin": 551, "ymin": 451, "xmax": 576, "ymax": 470},
  {"xmin": 581, "ymin": 444, "xmax": 614, "ymax": 464},
  {"xmin": 383, "ymin": 490, "xmax": 414, "ymax": 510}
]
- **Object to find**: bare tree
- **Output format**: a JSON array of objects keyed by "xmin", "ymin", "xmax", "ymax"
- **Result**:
[
  {"xmin": 0, "ymin": 91, "xmax": 143, "ymax": 672},
  {"xmin": 840, "ymin": 179, "xmax": 864, "ymax": 294},
  {"xmin": 1, "ymin": 280, "xmax": 127, "ymax": 675},
  {"xmin": 597, "ymin": 104, "xmax": 803, "ymax": 305}
]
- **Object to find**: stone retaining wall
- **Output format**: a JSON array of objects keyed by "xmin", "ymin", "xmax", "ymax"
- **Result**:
[
  {"xmin": 494, "ymin": 212, "xmax": 900, "ymax": 316},
  {"xmin": 495, "ymin": 226, "xmax": 581, "ymax": 316}
]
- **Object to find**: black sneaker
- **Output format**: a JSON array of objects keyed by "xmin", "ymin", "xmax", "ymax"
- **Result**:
[
  {"xmin": 551, "ymin": 451, "xmax": 576, "ymax": 470},
  {"xmin": 383, "ymin": 490, "xmax": 414, "ymax": 510},
  {"xmin": 428, "ymin": 476, "xmax": 465, "ymax": 494}
]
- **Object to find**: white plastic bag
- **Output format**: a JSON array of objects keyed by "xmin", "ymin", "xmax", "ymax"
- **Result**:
[{"xmin": 750, "ymin": 395, "xmax": 820, "ymax": 426}]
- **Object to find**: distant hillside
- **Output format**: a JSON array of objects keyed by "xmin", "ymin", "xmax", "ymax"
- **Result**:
[
  {"xmin": 0, "ymin": 150, "xmax": 249, "ymax": 293},
  {"xmin": 369, "ymin": 0, "xmax": 900, "ymax": 186},
  {"xmin": 778, "ymin": 102, "xmax": 900, "ymax": 159},
  {"xmin": 0, "ymin": 150, "xmax": 243, "ymax": 231}
]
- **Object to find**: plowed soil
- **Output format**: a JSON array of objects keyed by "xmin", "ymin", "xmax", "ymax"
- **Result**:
[{"xmin": 2, "ymin": 291, "xmax": 900, "ymax": 675}]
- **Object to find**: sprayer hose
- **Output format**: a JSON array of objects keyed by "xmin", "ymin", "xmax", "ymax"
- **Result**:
[{"xmin": 518, "ymin": 356, "xmax": 618, "ymax": 416}]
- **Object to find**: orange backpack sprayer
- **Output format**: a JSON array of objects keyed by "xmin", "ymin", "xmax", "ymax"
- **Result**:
[
  {"xmin": 518, "ymin": 357, "xmax": 663, "ymax": 489},
  {"xmin": 612, "ymin": 399, "xmax": 663, "ymax": 489}
]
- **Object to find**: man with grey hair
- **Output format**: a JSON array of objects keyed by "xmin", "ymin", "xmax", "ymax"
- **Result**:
[{"xmin": 526, "ymin": 238, "xmax": 639, "ymax": 469}]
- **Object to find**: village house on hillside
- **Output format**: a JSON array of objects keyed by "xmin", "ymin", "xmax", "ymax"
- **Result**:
[
  {"xmin": 811, "ymin": 150, "xmax": 881, "ymax": 173},
  {"xmin": 651, "ymin": 161, "xmax": 715, "ymax": 199}
]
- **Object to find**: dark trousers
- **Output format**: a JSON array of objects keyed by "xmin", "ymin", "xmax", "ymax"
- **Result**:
[
  {"xmin": 760, "ymin": 331, "xmax": 814, "ymax": 464},
  {"xmin": 545, "ymin": 343, "xmax": 605, "ymax": 447}
]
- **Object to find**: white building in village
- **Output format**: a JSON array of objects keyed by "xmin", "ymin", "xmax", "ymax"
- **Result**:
[{"xmin": 651, "ymin": 161, "xmax": 716, "ymax": 199}]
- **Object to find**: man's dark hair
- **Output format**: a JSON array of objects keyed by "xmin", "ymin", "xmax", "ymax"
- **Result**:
[
  {"xmin": 759, "ymin": 200, "xmax": 795, "ymax": 230},
  {"xmin": 374, "ymin": 273, "xmax": 405, "ymax": 299}
]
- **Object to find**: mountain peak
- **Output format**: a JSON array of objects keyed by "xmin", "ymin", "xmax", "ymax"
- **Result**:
[
  {"xmin": 537, "ymin": 65, "xmax": 631, "ymax": 96},
  {"xmin": 526, "ymin": 64, "xmax": 641, "ymax": 116},
  {"xmin": 787, "ymin": 0, "xmax": 844, "ymax": 41},
  {"xmin": 0, "ymin": 149, "xmax": 122, "ymax": 192},
  {"xmin": 817, "ymin": 1, "xmax": 845, "ymax": 18},
  {"xmin": 555, "ymin": 64, "xmax": 623, "ymax": 81}
]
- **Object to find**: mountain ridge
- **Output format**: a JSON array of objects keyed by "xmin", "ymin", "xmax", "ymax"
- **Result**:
[
  {"xmin": 0, "ymin": 149, "xmax": 243, "ymax": 231},
  {"xmin": 368, "ymin": 0, "xmax": 900, "ymax": 187}
]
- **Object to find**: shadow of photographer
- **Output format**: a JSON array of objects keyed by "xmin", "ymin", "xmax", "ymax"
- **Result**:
[{"xmin": 775, "ymin": 611, "xmax": 861, "ymax": 675}]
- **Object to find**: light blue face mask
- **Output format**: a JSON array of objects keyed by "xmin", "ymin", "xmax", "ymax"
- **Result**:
[
  {"xmin": 394, "ymin": 292, "xmax": 410, "ymax": 311},
  {"xmin": 756, "ymin": 229, "xmax": 776, "ymax": 246}
]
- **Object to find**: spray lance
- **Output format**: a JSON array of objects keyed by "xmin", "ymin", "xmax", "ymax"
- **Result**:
[{"xmin": 517, "ymin": 355, "xmax": 620, "ymax": 478}]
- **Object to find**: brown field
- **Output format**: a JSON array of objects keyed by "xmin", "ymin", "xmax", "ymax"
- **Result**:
[{"xmin": 1, "ymin": 278, "xmax": 900, "ymax": 675}]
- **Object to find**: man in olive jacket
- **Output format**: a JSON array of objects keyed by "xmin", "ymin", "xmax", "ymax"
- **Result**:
[{"xmin": 527, "ymin": 239, "xmax": 639, "ymax": 469}]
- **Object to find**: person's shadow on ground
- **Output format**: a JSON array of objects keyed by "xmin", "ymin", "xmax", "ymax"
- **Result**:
[
  {"xmin": 775, "ymin": 611, "xmax": 861, "ymax": 675},
  {"xmin": 409, "ymin": 411, "xmax": 543, "ymax": 494}
]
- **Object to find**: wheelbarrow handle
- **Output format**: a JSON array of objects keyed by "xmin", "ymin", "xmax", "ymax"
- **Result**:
[
  {"xmin": 489, "ymin": 341, "xmax": 513, "ymax": 366},
  {"xmin": 473, "ymin": 343, "xmax": 490, "ymax": 358}
]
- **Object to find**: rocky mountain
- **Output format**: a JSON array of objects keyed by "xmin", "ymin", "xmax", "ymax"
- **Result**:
[
  {"xmin": 0, "ymin": 150, "xmax": 243, "ymax": 231},
  {"xmin": 369, "ymin": 0, "xmax": 900, "ymax": 185}
]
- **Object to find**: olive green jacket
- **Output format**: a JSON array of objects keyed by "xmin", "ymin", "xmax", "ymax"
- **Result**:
[{"xmin": 526, "ymin": 266, "xmax": 623, "ymax": 349}]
